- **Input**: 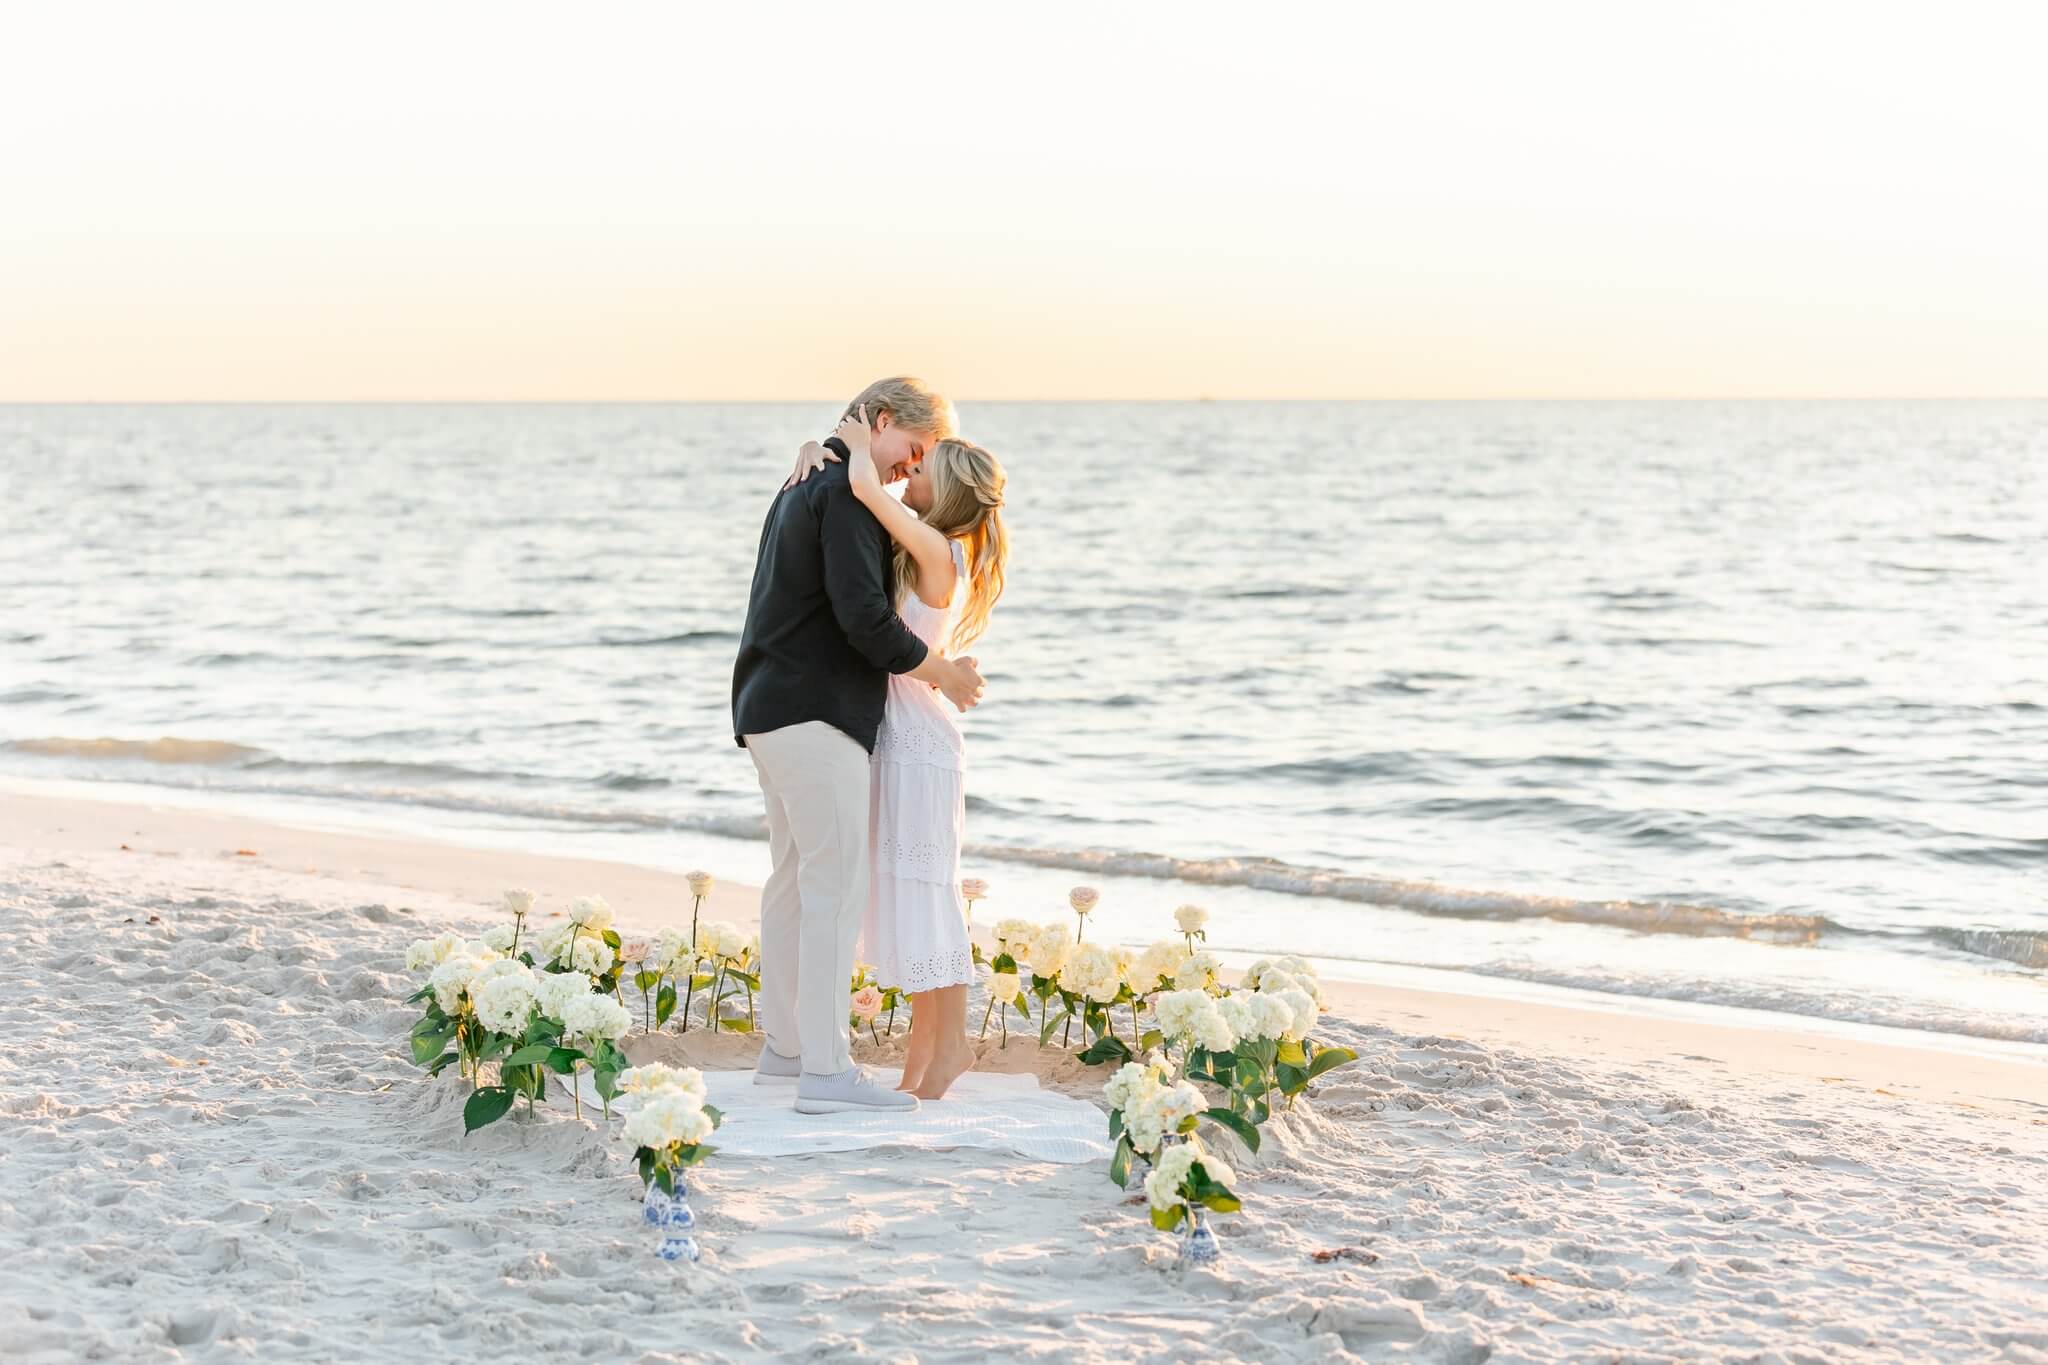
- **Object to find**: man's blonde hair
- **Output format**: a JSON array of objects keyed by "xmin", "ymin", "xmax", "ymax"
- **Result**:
[{"xmin": 841, "ymin": 376, "xmax": 957, "ymax": 441}]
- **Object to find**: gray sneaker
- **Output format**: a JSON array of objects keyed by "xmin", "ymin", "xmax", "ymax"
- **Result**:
[
  {"xmin": 794, "ymin": 1065, "xmax": 920, "ymax": 1114},
  {"xmin": 753, "ymin": 1046, "xmax": 801, "ymax": 1086}
]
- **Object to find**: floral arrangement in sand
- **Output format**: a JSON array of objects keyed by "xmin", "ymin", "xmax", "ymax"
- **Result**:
[
  {"xmin": 404, "ymin": 890, "xmax": 634, "ymax": 1133},
  {"xmin": 617, "ymin": 1062, "xmax": 723, "ymax": 1196}
]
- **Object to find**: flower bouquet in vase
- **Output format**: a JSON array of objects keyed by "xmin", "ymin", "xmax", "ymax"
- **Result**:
[{"xmin": 619, "ymin": 1064, "xmax": 722, "ymax": 1262}]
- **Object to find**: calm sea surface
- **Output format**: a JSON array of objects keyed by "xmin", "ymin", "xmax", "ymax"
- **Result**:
[{"xmin": 4, "ymin": 402, "xmax": 2044, "ymax": 1044}]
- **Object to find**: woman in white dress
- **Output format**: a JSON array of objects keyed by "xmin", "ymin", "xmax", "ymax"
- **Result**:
[{"xmin": 799, "ymin": 408, "xmax": 1009, "ymax": 1099}]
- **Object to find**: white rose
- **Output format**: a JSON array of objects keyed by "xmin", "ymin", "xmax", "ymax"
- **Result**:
[
  {"xmin": 1173, "ymin": 904, "xmax": 1209, "ymax": 934},
  {"xmin": 987, "ymin": 971, "xmax": 1020, "ymax": 1004},
  {"xmin": 1069, "ymin": 886, "xmax": 1100, "ymax": 915},
  {"xmin": 565, "ymin": 895, "xmax": 614, "ymax": 933},
  {"xmin": 651, "ymin": 927, "xmax": 690, "ymax": 973},
  {"xmin": 503, "ymin": 888, "xmax": 536, "ymax": 917},
  {"xmin": 960, "ymin": 878, "xmax": 989, "ymax": 901},
  {"xmin": 698, "ymin": 920, "xmax": 744, "ymax": 962},
  {"xmin": 686, "ymin": 870, "xmax": 714, "ymax": 899}
]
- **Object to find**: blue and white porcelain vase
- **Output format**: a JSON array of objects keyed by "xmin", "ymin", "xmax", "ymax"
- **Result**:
[
  {"xmin": 651, "ymin": 1177, "xmax": 699, "ymax": 1262},
  {"xmin": 1179, "ymin": 1206, "xmax": 1220, "ymax": 1266}
]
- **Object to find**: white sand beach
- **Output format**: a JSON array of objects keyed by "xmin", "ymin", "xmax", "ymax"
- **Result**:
[{"xmin": 4, "ymin": 786, "xmax": 2044, "ymax": 1363}]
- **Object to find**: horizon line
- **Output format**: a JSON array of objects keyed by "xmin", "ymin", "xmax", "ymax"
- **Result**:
[{"xmin": 4, "ymin": 395, "xmax": 2046, "ymax": 406}]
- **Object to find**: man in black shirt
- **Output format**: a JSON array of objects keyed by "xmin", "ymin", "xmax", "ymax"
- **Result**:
[{"xmin": 732, "ymin": 377, "xmax": 984, "ymax": 1114}]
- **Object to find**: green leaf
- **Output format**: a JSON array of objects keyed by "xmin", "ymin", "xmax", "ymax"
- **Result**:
[
  {"xmin": 404, "ymin": 983, "xmax": 433, "ymax": 1004},
  {"xmin": 1109, "ymin": 1134, "xmax": 1133, "ymax": 1188},
  {"xmin": 1037, "ymin": 1007, "xmax": 1068, "ymax": 1048},
  {"xmin": 477, "ymin": 1032, "xmax": 512, "ymax": 1062},
  {"xmin": 992, "ymin": 951, "xmax": 1016, "ymax": 973},
  {"xmin": 689, "ymin": 972, "xmax": 715, "ymax": 990},
  {"xmin": 1150, "ymin": 1204, "xmax": 1186, "ymax": 1232},
  {"xmin": 1139, "ymin": 1029, "xmax": 1164, "ymax": 1052},
  {"xmin": 1108, "ymin": 1108, "xmax": 1125, "ymax": 1142},
  {"xmin": 593, "ymin": 1067, "xmax": 622, "ymax": 1101},
  {"xmin": 1201, "ymin": 1107, "xmax": 1261, "ymax": 1154},
  {"xmin": 1078, "ymin": 1034, "xmax": 1133, "ymax": 1066},
  {"xmin": 653, "ymin": 1164, "xmax": 675, "ymax": 1197},
  {"xmin": 1199, "ymin": 1190, "xmax": 1242, "ymax": 1214},
  {"xmin": 1305, "ymin": 1045, "xmax": 1359, "ymax": 1081},
  {"xmin": 674, "ymin": 1142, "xmax": 715, "ymax": 1167},
  {"xmin": 726, "ymin": 969, "xmax": 761, "ymax": 991},
  {"xmin": 504, "ymin": 1042, "xmax": 556, "ymax": 1067},
  {"xmin": 530, "ymin": 1016, "xmax": 563, "ymax": 1041},
  {"xmin": 462, "ymin": 1086, "xmax": 515, "ymax": 1133},
  {"xmin": 410, "ymin": 1024, "xmax": 458, "ymax": 1066},
  {"xmin": 601, "ymin": 928, "xmax": 622, "ymax": 950},
  {"xmin": 655, "ymin": 981, "xmax": 678, "ymax": 1026},
  {"xmin": 1012, "ymin": 998, "xmax": 1033, "ymax": 1020},
  {"xmin": 701, "ymin": 1103, "xmax": 724, "ymax": 1128},
  {"xmin": 1276, "ymin": 1062, "xmax": 1309, "ymax": 1095},
  {"xmin": 717, "ymin": 1016, "xmax": 755, "ymax": 1034},
  {"xmin": 637, "ymin": 1148, "xmax": 656, "ymax": 1188},
  {"xmin": 425, "ymin": 1049, "xmax": 460, "ymax": 1076},
  {"xmin": 635, "ymin": 969, "xmax": 660, "ymax": 993},
  {"xmin": 545, "ymin": 1046, "xmax": 584, "ymax": 1073}
]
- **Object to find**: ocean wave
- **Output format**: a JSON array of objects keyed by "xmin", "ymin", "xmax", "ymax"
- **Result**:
[
  {"xmin": 5, "ymin": 736, "xmax": 269, "ymax": 766},
  {"xmin": 1443, "ymin": 964, "xmax": 2048, "ymax": 1046}
]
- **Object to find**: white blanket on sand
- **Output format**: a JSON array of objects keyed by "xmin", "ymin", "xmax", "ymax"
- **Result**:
[{"xmin": 580, "ymin": 1068, "xmax": 1111, "ymax": 1164}]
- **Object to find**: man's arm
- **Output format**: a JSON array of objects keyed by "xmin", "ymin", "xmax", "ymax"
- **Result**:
[{"xmin": 818, "ymin": 482, "xmax": 930, "ymax": 675}]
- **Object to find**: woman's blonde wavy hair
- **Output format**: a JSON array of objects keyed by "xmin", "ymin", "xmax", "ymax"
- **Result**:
[{"xmin": 895, "ymin": 438, "xmax": 1008, "ymax": 656}]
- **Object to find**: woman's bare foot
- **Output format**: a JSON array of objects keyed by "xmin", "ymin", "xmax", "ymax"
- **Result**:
[
  {"xmin": 912, "ymin": 1041, "xmax": 975, "ymax": 1100},
  {"xmin": 898, "ymin": 998, "xmax": 935, "ymax": 1091}
]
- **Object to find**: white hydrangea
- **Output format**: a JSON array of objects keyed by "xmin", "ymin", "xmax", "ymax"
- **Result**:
[
  {"xmin": 1026, "ymin": 923, "xmax": 1073, "ymax": 979},
  {"xmin": 1103, "ymin": 1061, "xmax": 1163, "ymax": 1114},
  {"xmin": 1257, "ymin": 969, "xmax": 1305, "ymax": 998},
  {"xmin": 1133, "ymin": 941, "xmax": 1185, "ymax": 994},
  {"xmin": 1269, "ymin": 955, "xmax": 1325, "ymax": 1004},
  {"xmin": 428, "ymin": 952, "xmax": 490, "ymax": 1014},
  {"xmin": 405, "ymin": 931, "xmax": 467, "ymax": 972},
  {"xmin": 617, "ymin": 1062, "xmax": 707, "ymax": 1100},
  {"xmin": 1142, "ymin": 1142, "xmax": 1196, "ymax": 1211},
  {"xmin": 1153, "ymin": 989, "xmax": 1222, "ymax": 1045},
  {"xmin": 1215, "ymin": 994, "xmax": 1254, "ymax": 1040},
  {"xmin": 560, "ymin": 991, "xmax": 631, "ymax": 1043},
  {"xmin": 535, "ymin": 970, "xmax": 597, "ymax": 1022},
  {"xmin": 1173, "ymin": 951, "xmax": 1221, "ymax": 994},
  {"xmin": 1238, "ymin": 991, "xmax": 1294, "ymax": 1042},
  {"xmin": 623, "ymin": 1089, "xmax": 714, "ymax": 1151},
  {"xmin": 566, "ymin": 934, "xmax": 615, "ymax": 976},
  {"xmin": 1242, "ymin": 958, "xmax": 1276, "ymax": 990},
  {"xmin": 480, "ymin": 922, "xmax": 517, "ymax": 952},
  {"xmin": 1195, "ymin": 1004, "xmax": 1237, "ymax": 1053},
  {"xmin": 992, "ymin": 917, "xmax": 1035, "ymax": 948},
  {"xmin": 1060, "ymin": 943, "xmax": 1122, "ymax": 1004},
  {"xmin": 1271, "ymin": 987, "xmax": 1319, "ymax": 1042},
  {"xmin": 565, "ymin": 895, "xmax": 614, "ymax": 933},
  {"xmin": 473, "ymin": 965, "xmax": 539, "ymax": 1034},
  {"xmin": 1126, "ymin": 1080, "xmax": 1205, "ymax": 1154}
]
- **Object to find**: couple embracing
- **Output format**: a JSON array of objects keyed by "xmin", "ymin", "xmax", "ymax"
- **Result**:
[{"xmin": 731, "ymin": 377, "xmax": 1009, "ymax": 1115}]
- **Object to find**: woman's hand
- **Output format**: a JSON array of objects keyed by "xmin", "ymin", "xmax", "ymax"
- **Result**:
[
  {"xmin": 784, "ymin": 440, "xmax": 840, "ymax": 490},
  {"xmin": 836, "ymin": 405, "xmax": 882, "ymax": 492}
]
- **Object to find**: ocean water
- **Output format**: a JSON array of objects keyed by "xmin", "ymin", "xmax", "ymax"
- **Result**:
[{"xmin": 4, "ymin": 401, "xmax": 2045, "ymax": 1046}]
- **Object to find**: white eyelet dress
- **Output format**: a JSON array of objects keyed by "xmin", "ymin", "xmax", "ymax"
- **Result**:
[{"xmin": 863, "ymin": 539, "xmax": 974, "ymax": 994}]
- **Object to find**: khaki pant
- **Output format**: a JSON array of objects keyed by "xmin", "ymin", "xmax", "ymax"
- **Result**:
[{"xmin": 743, "ymin": 721, "xmax": 869, "ymax": 1076}]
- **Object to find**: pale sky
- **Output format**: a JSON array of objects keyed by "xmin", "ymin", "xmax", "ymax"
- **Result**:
[{"xmin": 3, "ymin": 0, "xmax": 2044, "ymax": 400}]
